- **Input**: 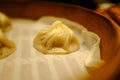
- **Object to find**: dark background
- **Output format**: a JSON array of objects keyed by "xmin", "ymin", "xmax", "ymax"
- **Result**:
[{"xmin": 0, "ymin": 0, "xmax": 120, "ymax": 9}]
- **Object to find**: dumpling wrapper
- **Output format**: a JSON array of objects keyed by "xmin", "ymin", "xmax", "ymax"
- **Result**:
[
  {"xmin": 0, "ymin": 12, "xmax": 12, "ymax": 32},
  {"xmin": 0, "ymin": 29, "xmax": 16, "ymax": 59},
  {"xmin": 34, "ymin": 20, "xmax": 80, "ymax": 54}
]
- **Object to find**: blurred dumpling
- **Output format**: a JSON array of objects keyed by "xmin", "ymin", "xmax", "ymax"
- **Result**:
[
  {"xmin": 0, "ymin": 12, "xmax": 12, "ymax": 32},
  {"xmin": 0, "ymin": 29, "xmax": 16, "ymax": 59},
  {"xmin": 34, "ymin": 21, "xmax": 80, "ymax": 54}
]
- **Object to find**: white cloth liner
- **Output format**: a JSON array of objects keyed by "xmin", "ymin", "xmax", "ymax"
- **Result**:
[{"xmin": 0, "ymin": 17, "xmax": 103, "ymax": 80}]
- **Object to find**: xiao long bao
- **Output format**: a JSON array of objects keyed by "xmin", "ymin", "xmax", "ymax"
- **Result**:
[
  {"xmin": 34, "ymin": 20, "xmax": 80, "ymax": 54},
  {"xmin": 0, "ymin": 12, "xmax": 16, "ymax": 59},
  {"xmin": 0, "ymin": 12, "xmax": 12, "ymax": 33}
]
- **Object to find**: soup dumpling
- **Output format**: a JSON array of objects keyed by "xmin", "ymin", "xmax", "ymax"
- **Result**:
[
  {"xmin": 0, "ymin": 12, "xmax": 12, "ymax": 32},
  {"xmin": 0, "ymin": 29, "xmax": 16, "ymax": 59},
  {"xmin": 34, "ymin": 21, "xmax": 80, "ymax": 54}
]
